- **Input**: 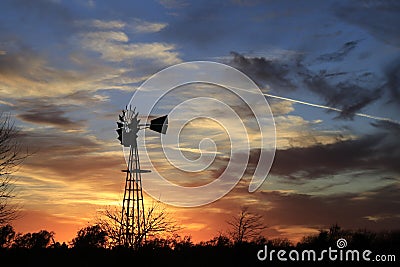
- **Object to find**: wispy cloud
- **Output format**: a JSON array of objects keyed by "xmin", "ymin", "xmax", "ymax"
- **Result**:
[
  {"xmin": 81, "ymin": 30, "xmax": 180, "ymax": 64},
  {"xmin": 17, "ymin": 102, "xmax": 85, "ymax": 130},
  {"xmin": 78, "ymin": 18, "xmax": 167, "ymax": 33},
  {"xmin": 0, "ymin": 46, "xmax": 123, "ymax": 98},
  {"xmin": 90, "ymin": 19, "xmax": 126, "ymax": 29},
  {"xmin": 316, "ymin": 40, "xmax": 361, "ymax": 62},
  {"xmin": 132, "ymin": 19, "xmax": 167, "ymax": 33}
]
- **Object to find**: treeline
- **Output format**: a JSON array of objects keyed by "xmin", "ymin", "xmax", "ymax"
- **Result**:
[{"xmin": 1, "ymin": 224, "xmax": 399, "ymax": 266}]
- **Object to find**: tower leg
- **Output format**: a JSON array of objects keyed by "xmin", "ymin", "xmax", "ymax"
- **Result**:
[{"xmin": 119, "ymin": 145, "xmax": 147, "ymax": 248}]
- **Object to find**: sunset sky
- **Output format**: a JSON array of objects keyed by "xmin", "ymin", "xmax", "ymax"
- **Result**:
[{"xmin": 1, "ymin": 0, "xmax": 399, "ymax": 244}]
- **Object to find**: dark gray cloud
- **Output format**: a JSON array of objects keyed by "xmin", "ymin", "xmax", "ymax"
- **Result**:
[
  {"xmin": 243, "ymin": 123, "xmax": 400, "ymax": 180},
  {"xmin": 0, "ymin": 46, "xmax": 40, "ymax": 76},
  {"xmin": 229, "ymin": 51, "xmax": 298, "ymax": 91},
  {"xmin": 17, "ymin": 130, "xmax": 101, "ymax": 156},
  {"xmin": 383, "ymin": 58, "xmax": 400, "ymax": 105},
  {"xmin": 228, "ymin": 48, "xmax": 391, "ymax": 119},
  {"xmin": 370, "ymin": 120, "xmax": 400, "ymax": 134},
  {"xmin": 335, "ymin": 1, "xmax": 400, "ymax": 47},
  {"xmin": 316, "ymin": 40, "xmax": 360, "ymax": 62},
  {"xmin": 16, "ymin": 100, "xmax": 85, "ymax": 130},
  {"xmin": 15, "ymin": 129, "xmax": 125, "ymax": 184},
  {"xmin": 207, "ymin": 180, "xmax": 400, "ymax": 235},
  {"xmin": 270, "ymin": 134, "xmax": 396, "ymax": 179},
  {"xmin": 303, "ymin": 72, "xmax": 384, "ymax": 119},
  {"xmin": 256, "ymin": 184, "xmax": 400, "ymax": 231}
]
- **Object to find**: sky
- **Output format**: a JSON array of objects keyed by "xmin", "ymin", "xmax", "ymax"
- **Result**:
[{"xmin": 1, "ymin": 0, "xmax": 399, "ymax": 243}]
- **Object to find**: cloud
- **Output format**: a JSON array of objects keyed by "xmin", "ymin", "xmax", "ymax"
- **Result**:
[
  {"xmin": 383, "ymin": 57, "xmax": 400, "ymax": 105},
  {"xmin": 83, "ymin": 31, "xmax": 129, "ymax": 42},
  {"xmin": 335, "ymin": 1, "xmax": 400, "ymax": 47},
  {"xmin": 303, "ymin": 72, "xmax": 384, "ymax": 119},
  {"xmin": 172, "ymin": 182, "xmax": 400, "ymax": 242},
  {"xmin": 23, "ymin": 152, "xmax": 124, "ymax": 182},
  {"xmin": 228, "ymin": 50, "xmax": 389, "ymax": 119},
  {"xmin": 256, "ymin": 184, "xmax": 400, "ymax": 233},
  {"xmin": 79, "ymin": 18, "xmax": 167, "ymax": 33},
  {"xmin": 17, "ymin": 129, "xmax": 104, "ymax": 156},
  {"xmin": 0, "ymin": 45, "xmax": 124, "ymax": 98},
  {"xmin": 15, "ymin": 127, "xmax": 125, "ymax": 192},
  {"xmin": 267, "ymin": 99, "xmax": 295, "ymax": 116},
  {"xmin": 370, "ymin": 120, "xmax": 400, "ymax": 133},
  {"xmin": 273, "ymin": 115, "xmax": 352, "ymax": 149},
  {"xmin": 316, "ymin": 40, "xmax": 360, "ymax": 62},
  {"xmin": 81, "ymin": 30, "xmax": 180, "ymax": 65},
  {"xmin": 229, "ymin": 51, "xmax": 297, "ymax": 91},
  {"xmin": 90, "ymin": 19, "xmax": 126, "ymax": 29},
  {"xmin": 267, "ymin": 129, "xmax": 400, "ymax": 180},
  {"xmin": 132, "ymin": 19, "xmax": 167, "ymax": 33},
  {"xmin": 17, "ymin": 102, "xmax": 85, "ymax": 130}
]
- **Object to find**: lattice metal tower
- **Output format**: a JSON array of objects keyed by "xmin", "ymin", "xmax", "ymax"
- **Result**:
[{"xmin": 116, "ymin": 107, "xmax": 168, "ymax": 248}]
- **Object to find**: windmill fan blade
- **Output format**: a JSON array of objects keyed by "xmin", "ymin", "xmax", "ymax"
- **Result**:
[
  {"xmin": 149, "ymin": 115, "xmax": 168, "ymax": 134},
  {"xmin": 116, "ymin": 128, "xmax": 123, "ymax": 144},
  {"xmin": 119, "ymin": 114, "xmax": 125, "ymax": 122}
]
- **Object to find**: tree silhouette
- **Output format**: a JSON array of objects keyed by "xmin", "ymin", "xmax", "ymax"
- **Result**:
[
  {"xmin": 98, "ymin": 201, "xmax": 180, "ymax": 248},
  {"xmin": 227, "ymin": 207, "xmax": 267, "ymax": 244},
  {"xmin": 12, "ymin": 230, "xmax": 54, "ymax": 249},
  {"xmin": 203, "ymin": 233, "xmax": 232, "ymax": 247},
  {"xmin": 0, "ymin": 113, "xmax": 28, "ymax": 225},
  {"xmin": 71, "ymin": 224, "xmax": 108, "ymax": 249},
  {"xmin": 0, "ymin": 224, "xmax": 15, "ymax": 248}
]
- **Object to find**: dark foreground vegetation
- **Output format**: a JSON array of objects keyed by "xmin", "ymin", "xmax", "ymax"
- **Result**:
[{"xmin": 1, "ymin": 224, "xmax": 399, "ymax": 267}]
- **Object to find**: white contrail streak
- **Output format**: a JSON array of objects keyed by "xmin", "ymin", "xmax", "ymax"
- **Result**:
[
  {"xmin": 230, "ymin": 85, "xmax": 399, "ymax": 125},
  {"xmin": 263, "ymin": 93, "xmax": 400, "ymax": 125}
]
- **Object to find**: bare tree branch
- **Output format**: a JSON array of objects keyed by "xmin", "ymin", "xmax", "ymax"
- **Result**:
[
  {"xmin": 0, "ymin": 113, "xmax": 29, "ymax": 225},
  {"xmin": 97, "ymin": 200, "xmax": 181, "ymax": 248},
  {"xmin": 227, "ymin": 207, "xmax": 267, "ymax": 244}
]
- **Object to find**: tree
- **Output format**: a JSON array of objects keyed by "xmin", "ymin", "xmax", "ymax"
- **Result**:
[
  {"xmin": 227, "ymin": 207, "xmax": 267, "ymax": 244},
  {"xmin": 98, "ymin": 201, "xmax": 180, "ymax": 248},
  {"xmin": 71, "ymin": 224, "xmax": 108, "ymax": 249},
  {"xmin": 12, "ymin": 230, "xmax": 54, "ymax": 249},
  {"xmin": 203, "ymin": 233, "xmax": 232, "ymax": 247},
  {"xmin": 0, "ymin": 113, "xmax": 27, "ymax": 225},
  {"xmin": 0, "ymin": 224, "xmax": 15, "ymax": 248},
  {"xmin": 171, "ymin": 234, "xmax": 193, "ymax": 251}
]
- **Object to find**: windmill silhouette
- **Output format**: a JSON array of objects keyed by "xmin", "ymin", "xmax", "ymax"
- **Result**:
[{"xmin": 116, "ymin": 106, "xmax": 168, "ymax": 248}]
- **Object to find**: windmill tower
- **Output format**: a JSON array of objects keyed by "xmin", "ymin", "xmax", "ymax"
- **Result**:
[{"xmin": 116, "ymin": 106, "xmax": 168, "ymax": 248}]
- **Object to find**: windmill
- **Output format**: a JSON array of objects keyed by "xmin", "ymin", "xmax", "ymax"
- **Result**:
[{"xmin": 116, "ymin": 106, "xmax": 168, "ymax": 248}]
